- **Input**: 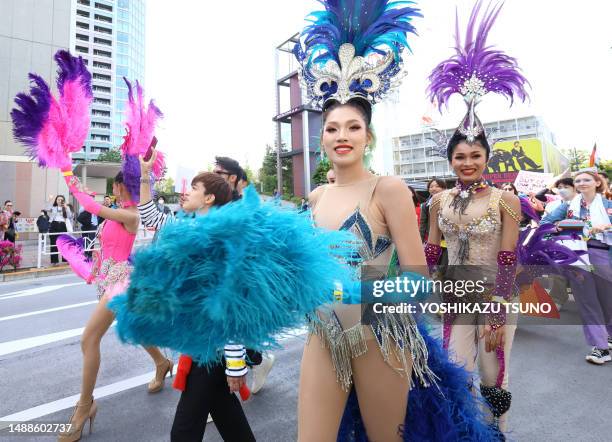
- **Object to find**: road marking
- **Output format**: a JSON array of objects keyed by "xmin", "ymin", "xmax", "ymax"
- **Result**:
[
  {"xmin": 0, "ymin": 301, "xmax": 97, "ymax": 322},
  {"xmin": 0, "ymin": 283, "xmax": 85, "ymax": 301},
  {"xmin": 0, "ymin": 322, "xmax": 116, "ymax": 357},
  {"xmin": 0, "ymin": 326, "xmax": 308, "ymax": 428},
  {"xmin": 0, "ymin": 366, "xmax": 177, "ymax": 430}
]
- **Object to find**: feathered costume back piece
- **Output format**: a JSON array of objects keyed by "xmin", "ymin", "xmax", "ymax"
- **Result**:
[
  {"xmin": 119, "ymin": 78, "xmax": 164, "ymax": 202},
  {"xmin": 56, "ymin": 235, "xmax": 93, "ymax": 282},
  {"xmin": 427, "ymin": 0, "xmax": 529, "ymax": 143},
  {"xmin": 108, "ymin": 187, "xmax": 355, "ymax": 363},
  {"xmin": 294, "ymin": 0, "xmax": 422, "ymax": 108},
  {"xmin": 11, "ymin": 51, "xmax": 92, "ymax": 170}
]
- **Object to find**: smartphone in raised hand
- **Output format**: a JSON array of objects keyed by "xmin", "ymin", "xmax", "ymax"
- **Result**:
[{"xmin": 143, "ymin": 136, "xmax": 158, "ymax": 161}]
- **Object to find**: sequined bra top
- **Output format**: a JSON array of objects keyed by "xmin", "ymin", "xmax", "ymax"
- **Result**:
[
  {"xmin": 437, "ymin": 187, "xmax": 503, "ymax": 266},
  {"xmin": 311, "ymin": 176, "xmax": 393, "ymax": 269},
  {"xmin": 99, "ymin": 219, "xmax": 136, "ymax": 263}
]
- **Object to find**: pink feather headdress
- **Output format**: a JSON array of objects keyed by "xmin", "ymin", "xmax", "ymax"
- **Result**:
[{"xmin": 119, "ymin": 78, "xmax": 165, "ymax": 202}]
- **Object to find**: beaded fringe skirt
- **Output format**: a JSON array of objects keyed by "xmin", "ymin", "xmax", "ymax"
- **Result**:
[{"xmin": 308, "ymin": 306, "xmax": 437, "ymax": 392}]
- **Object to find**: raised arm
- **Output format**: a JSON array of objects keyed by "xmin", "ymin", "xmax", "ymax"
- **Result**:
[
  {"xmin": 62, "ymin": 170, "xmax": 139, "ymax": 232},
  {"xmin": 136, "ymin": 150, "xmax": 171, "ymax": 229}
]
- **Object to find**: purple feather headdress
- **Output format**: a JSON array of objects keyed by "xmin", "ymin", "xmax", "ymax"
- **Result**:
[
  {"xmin": 118, "ymin": 78, "xmax": 164, "ymax": 203},
  {"xmin": 427, "ymin": 1, "xmax": 529, "ymax": 143}
]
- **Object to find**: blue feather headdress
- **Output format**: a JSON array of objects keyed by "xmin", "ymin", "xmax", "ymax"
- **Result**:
[
  {"xmin": 427, "ymin": 1, "xmax": 529, "ymax": 143},
  {"xmin": 294, "ymin": 0, "xmax": 422, "ymax": 109}
]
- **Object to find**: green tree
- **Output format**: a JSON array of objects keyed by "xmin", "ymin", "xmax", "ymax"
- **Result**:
[
  {"xmin": 563, "ymin": 147, "xmax": 589, "ymax": 172},
  {"xmin": 95, "ymin": 147, "xmax": 122, "ymax": 163},
  {"xmin": 258, "ymin": 144, "xmax": 293, "ymax": 195},
  {"xmin": 154, "ymin": 177, "xmax": 177, "ymax": 203},
  {"xmin": 312, "ymin": 156, "xmax": 331, "ymax": 185}
]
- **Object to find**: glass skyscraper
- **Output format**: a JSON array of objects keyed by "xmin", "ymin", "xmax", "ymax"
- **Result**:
[
  {"xmin": 113, "ymin": 0, "xmax": 146, "ymax": 147},
  {"xmin": 72, "ymin": 0, "xmax": 146, "ymax": 159}
]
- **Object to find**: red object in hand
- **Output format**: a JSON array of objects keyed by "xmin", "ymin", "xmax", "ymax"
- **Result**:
[
  {"xmin": 239, "ymin": 384, "xmax": 250, "ymax": 401},
  {"xmin": 143, "ymin": 136, "xmax": 158, "ymax": 161},
  {"xmin": 173, "ymin": 355, "xmax": 193, "ymax": 391}
]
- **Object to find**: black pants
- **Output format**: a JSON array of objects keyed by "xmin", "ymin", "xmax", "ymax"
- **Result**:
[
  {"xmin": 171, "ymin": 363, "xmax": 255, "ymax": 442},
  {"xmin": 49, "ymin": 221, "xmax": 67, "ymax": 263}
]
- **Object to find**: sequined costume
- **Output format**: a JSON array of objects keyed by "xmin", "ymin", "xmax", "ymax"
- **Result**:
[
  {"xmin": 90, "ymin": 217, "xmax": 136, "ymax": 300},
  {"xmin": 310, "ymin": 176, "xmax": 434, "ymax": 391},
  {"xmin": 435, "ymin": 186, "xmax": 520, "ymax": 433}
]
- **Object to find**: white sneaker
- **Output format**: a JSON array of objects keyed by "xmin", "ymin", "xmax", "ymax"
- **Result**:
[
  {"xmin": 585, "ymin": 347, "xmax": 611, "ymax": 365},
  {"xmin": 608, "ymin": 336, "xmax": 612, "ymax": 350},
  {"xmin": 250, "ymin": 354, "xmax": 276, "ymax": 394}
]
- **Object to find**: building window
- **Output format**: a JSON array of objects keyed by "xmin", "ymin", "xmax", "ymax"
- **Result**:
[
  {"xmin": 94, "ymin": 49, "xmax": 112, "ymax": 58},
  {"xmin": 93, "ymin": 97, "xmax": 111, "ymax": 105},
  {"xmin": 117, "ymin": 32, "xmax": 129, "ymax": 43},
  {"xmin": 93, "ymin": 73, "xmax": 111, "ymax": 81},
  {"xmin": 95, "ymin": 2, "xmax": 112, "ymax": 12},
  {"xmin": 94, "ymin": 37, "xmax": 112, "ymax": 46},
  {"xmin": 94, "ymin": 25, "xmax": 112, "ymax": 34},
  {"xmin": 118, "ymin": 0, "xmax": 129, "ymax": 9},
  {"xmin": 82, "ymin": 59, "xmax": 89, "ymax": 65},
  {"xmin": 76, "ymin": 34, "xmax": 89, "ymax": 42},
  {"xmin": 94, "ymin": 14, "xmax": 112, "ymax": 23},
  {"xmin": 92, "ymin": 109, "xmax": 111, "ymax": 117},
  {"xmin": 76, "ymin": 9, "xmax": 90, "ymax": 18},
  {"xmin": 76, "ymin": 21, "xmax": 89, "ymax": 30},
  {"xmin": 93, "ymin": 85, "xmax": 111, "ymax": 93},
  {"xmin": 91, "ymin": 134, "xmax": 110, "ymax": 141},
  {"xmin": 75, "ymin": 45, "xmax": 89, "ymax": 54},
  {"xmin": 78, "ymin": 0, "xmax": 91, "ymax": 5},
  {"xmin": 93, "ymin": 61, "xmax": 111, "ymax": 69},
  {"xmin": 91, "ymin": 122, "xmax": 110, "ymax": 129}
]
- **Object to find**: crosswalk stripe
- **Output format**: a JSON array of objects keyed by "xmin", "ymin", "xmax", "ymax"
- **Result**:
[
  {"xmin": 0, "ymin": 283, "xmax": 85, "ymax": 301},
  {"xmin": 0, "ymin": 367, "xmax": 176, "ymax": 430},
  {"xmin": 0, "ymin": 301, "xmax": 97, "ymax": 322},
  {"xmin": 0, "ymin": 322, "xmax": 116, "ymax": 357}
]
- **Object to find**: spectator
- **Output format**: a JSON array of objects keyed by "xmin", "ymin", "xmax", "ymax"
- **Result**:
[
  {"xmin": 77, "ymin": 208, "xmax": 99, "ymax": 259},
  {"xmin": 299, "ymin": 198, "xmax": 309, "ymax": 213},
  {"xmin": 419, "ymin": 179, "xmax": 447, "ymax": 242},
  {"xmin": 1, "ymin": 200, "xmax": 13, "ymax": 241},
  {"xmin": 598, "ymin": 172, "xmax": 612, "ymax": 201},
  {"xmin": 37, "ymin": 210, "xmax": 50, "ymax": 234},
  {"xmin": 406, "ymin": 185, "xmax": 422, "ymax": 223},
  {"xmin": 541, "ymin": 170, "xmax": 612, "ymax": 365},
  {"xmin": 49, "ymin": 195, "xmax": 71, "ymax": 264},
  {"xmin": 501, "ymin": 182, "xmax": 518, "ymax": 194},
  {"xmin": 5, "ymin": 210, "xmax": 21, "ymax": 243},
  {"xmin": 156, "ymin": 196, "xmax": 173, "ymax": 217},
  {"xmin": 326, "ymin": 169, "xmax": 336, "ymax": 184},
  {"xmin": 544, "ymin": 178, "xmax": 576, "ymax": 214},
  {"xmin": 103, "ymin": 195, "xmax": 117, "ymax": 209}
]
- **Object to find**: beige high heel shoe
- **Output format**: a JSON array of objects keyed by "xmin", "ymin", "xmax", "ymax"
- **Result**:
[
  {"xmin": 148, "ymin": 358, "xmax": 174, "ymax": 393},
  {"xmin": 57, "ymin": 398, "xmax": 97, "ymax": 442}
]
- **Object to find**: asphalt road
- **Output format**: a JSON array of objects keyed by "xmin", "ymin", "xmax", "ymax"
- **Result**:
[{"xmin": 0, "ymin": 274, "xmax": 609, "ymax": 441}]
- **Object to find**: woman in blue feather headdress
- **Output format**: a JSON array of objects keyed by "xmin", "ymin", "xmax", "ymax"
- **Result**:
[{"xmin": 294, "ymin": 1, "xmax": 499, "ymax": 441}]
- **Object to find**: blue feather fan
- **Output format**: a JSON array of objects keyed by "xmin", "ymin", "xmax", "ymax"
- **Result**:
[{"xmin": 109, "ymin": 187, "xmax": 355, "ymax": 364}]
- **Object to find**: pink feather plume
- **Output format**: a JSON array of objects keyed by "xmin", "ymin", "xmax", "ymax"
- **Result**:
[
  {"xmin": 11, "ymin": 51, "xmax": 92, "ymax": 170},
  {"xmin": 120, "ymin": 78, "xmax": 164, "ymax": 178},
  {"xmin": 57, "ymin": 234, "xmax": 94, "ymax": 282}
]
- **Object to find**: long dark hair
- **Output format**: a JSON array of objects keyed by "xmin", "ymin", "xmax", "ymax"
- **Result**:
[
  {"xmin": 447, "ymin": 130, "xmax": 491, "ymax": 162},
  {"xmin": 53, "ymin": 195, "xmax": 67, "ymax": 219},
  {"xmin": 406, "ymin": 185, "xmax": 421, "ymax": 207}
]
